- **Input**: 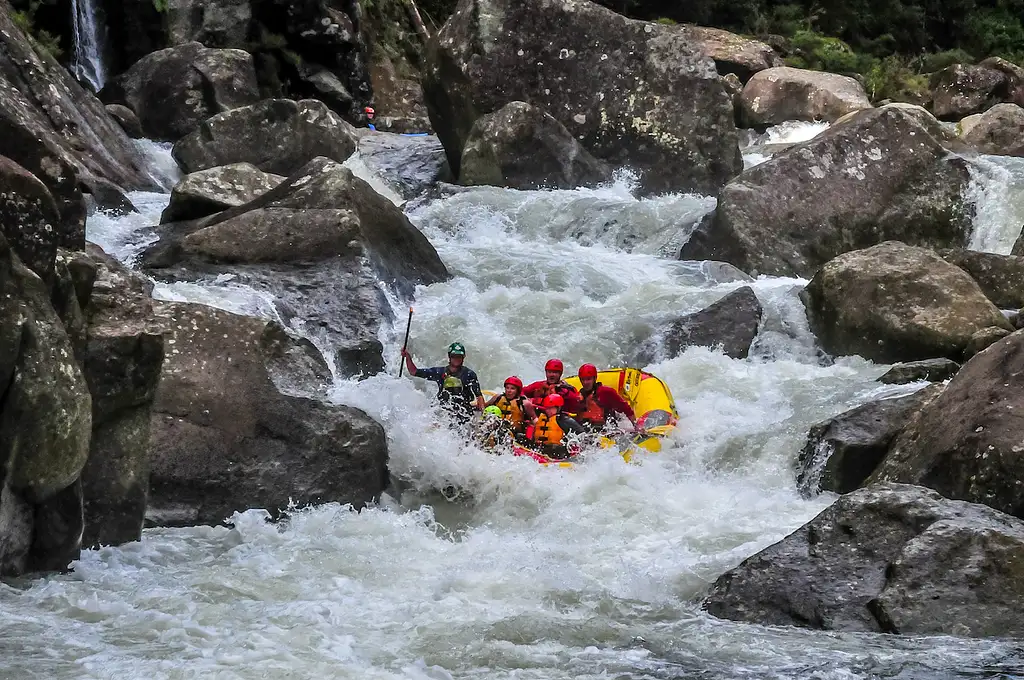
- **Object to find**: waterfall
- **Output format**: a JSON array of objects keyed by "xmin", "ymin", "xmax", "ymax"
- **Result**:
[{"xmin": 70, "ymin": 0, "xmax": 107, "ymax": 92}]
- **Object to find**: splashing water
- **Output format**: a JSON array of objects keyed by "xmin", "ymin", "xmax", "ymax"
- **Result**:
[
  {"xmin": 741, "ymin": 121, "xmax": 831, "ymax": 168},
  {"xmin": 966, "ymin": 154, "xmax": 1024, "ymax": 254},
  {"xmin": 9, "ymin": 138, "xmax": 1024, "ymax": 679},
  {"xmin": 70, "ymin": 0, "xmax": 107, "ymax": 92}
]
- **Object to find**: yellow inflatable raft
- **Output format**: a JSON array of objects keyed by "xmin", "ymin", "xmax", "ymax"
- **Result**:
[
  {"xmin": 564, "ymin": 367, "xmax": 679, "ymax": 461},
  {"xmin": 488, "ymin": 367, "xmax": 679, "ymax": 465}
]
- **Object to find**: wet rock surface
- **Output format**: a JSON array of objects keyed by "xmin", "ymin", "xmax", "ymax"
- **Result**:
[
  {"xmin": 142, "ymin": 157, "xmax": 449, "ymax": 377},
  {"xmin": 459, "ymin": 102, "xmax": 612, "ymax": 191},
  {"xmin": 145, "ymin": 301, "xmax": 389, "ymax": 527},
  {"xmin": 172, "ymin": 99, "xmax": 358, "ymax": 175},
  {"xmin": 796, "ymin": 387, "xmax": 940, "ymax": 496},
  {"xmin": 79, "ymin": 246, "xmax": 164, "ymax": 548},
  {"xmin": 422, "ymin": 0, "xmax": 741, "ymax": 196},
  {"xmin": 104, "ymin": 42, "xmax": 260, "ymax": 142},
  {"xmin": 802, "ymin": 242, "xmax": 1011, "ymax": 363},
  {"xmin": 0, "ymin": 5, "xmax": 159, "ymax": 240},
  {"xmin": 739, "ymin": 66, "xmax": 872, "ymax": 127},
  {"xmin": 161, "ymin": 163, "xmax": 285, "ymax": 223},
  {"xmin": 877, "ymin": 358, "xmax": 961, "ymax": 384},
  {"xmin": 680, "ymin": 107, "xmax": 972, "ymax": 278},
  {"xmin": 637, "ymin": 286, "xmax": 762, "ymax": 363},
  {"xmin": 354, "ymin": 132, "xmax": 450, "ymax": 200},
  {"xmin": 704, "ymin": 483, "xmax": 1024, "ymax": 638},
  {"xmin": 870, "ymin": 329, "xmax": 1024, "ymax": 519}
]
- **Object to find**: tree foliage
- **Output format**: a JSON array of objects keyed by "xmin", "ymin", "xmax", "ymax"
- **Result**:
[{"xmin": 593, "ymin": 0, "xmax": 1024, "ymax": 62}]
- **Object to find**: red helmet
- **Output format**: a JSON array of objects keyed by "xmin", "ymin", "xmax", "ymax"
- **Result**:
[
  {"xmin": 364, "ymin": 106, "xmax": 375, "ymax": 116},
  {"xmin": 504, "ymin": 376, "xmax": 523, "ymax": 390},
  {"xmin": 542, "ymin": 394, "xmax": 564, "ymax": 409},
  {"xmin": 544, "ymin": 359, "xmax": 564, "ymax": 373},
  {"xmin": 578, "ymin": 363, "xmax": 598, "ymax": 379}
]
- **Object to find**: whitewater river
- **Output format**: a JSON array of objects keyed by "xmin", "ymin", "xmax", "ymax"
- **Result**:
[{"xmin": 4, "ymin": 130, "xmax": 1024, "ymax": 679}]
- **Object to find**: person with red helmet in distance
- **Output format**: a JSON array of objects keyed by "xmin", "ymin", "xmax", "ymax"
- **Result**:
[
  {"xmin": 522, "ymin": 359, "xmax": 581, "ymax": 412},
  {"xmin": 573, "ymin": 363, "xmax": 638, "ymax": 432},
  {"xmin": 484, "ymin": 375, "xmax": 536, "ymax": 436},
  {"xmin": 525, "ymin": 393, "xmax": 585, "ymax": 460},
  {"xmin": 364, "ymin": 106, "xmax": 376, "ymax": 130}
]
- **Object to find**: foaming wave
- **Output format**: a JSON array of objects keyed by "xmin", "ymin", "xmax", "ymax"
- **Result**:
[
  {"xmin": 966, "ymin": 154, "xmax": 1024, "ymax": 254},
  {"xmin": 134, "ymin": 139, "xmax": 182, "ymax": 191},
  {"xmin": 409, "ymin": 172, "xmax": 715, "ymax": 256}
]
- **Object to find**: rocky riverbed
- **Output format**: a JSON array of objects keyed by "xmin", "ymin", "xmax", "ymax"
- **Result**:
[{"xmin": 4, "ymin": 0, "xmax": 1024, "ymax": 677}]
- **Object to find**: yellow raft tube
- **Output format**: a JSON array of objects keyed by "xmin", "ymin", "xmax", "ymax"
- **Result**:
[
  {"xmin": 564, "ymin": 367, "xmax": 679, "ymax": 462},
  {"xmin": 488, "ymin": 367, "xmax": 679, "ymax": 465}
]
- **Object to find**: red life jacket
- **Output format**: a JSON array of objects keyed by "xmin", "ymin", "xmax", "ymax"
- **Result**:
[{"xmin": 577, "ymin": 385, "xmax": 607, "ymax": 426}]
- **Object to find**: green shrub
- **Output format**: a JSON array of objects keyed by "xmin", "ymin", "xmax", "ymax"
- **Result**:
[
  {"xmin": 11, "ymin": 3, "xmax": 63, "ymax": 60},
  {"xmin": 919, "ymin": 49, "xmax": 976, "ymax": 73},
  {"xmin": 787, "ymin": 30, "xmax": 863, "ymax": 73},
  {"xmin": 864, "ymin": 55, "xmax": 930, "ymax": 103}
]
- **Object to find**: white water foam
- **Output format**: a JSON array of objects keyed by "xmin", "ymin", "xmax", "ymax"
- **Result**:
[
  {"xmin": 20, "ymin": 147, "xmax": 1024, "ymax": 679},
  {"xmin": 966, "ymin": 154, "xmax": 1024, "ymax": 254}
]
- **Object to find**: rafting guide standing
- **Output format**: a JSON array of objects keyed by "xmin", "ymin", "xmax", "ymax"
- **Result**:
[{"xmin": 401, "ymin": 342, "xmax": 485, "ymax": 426}]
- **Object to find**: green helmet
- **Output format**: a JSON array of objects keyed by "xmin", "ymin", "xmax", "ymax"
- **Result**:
[
  {"xmin": 484, "ymin": 405, "xmax": 503, "ymax": 418},
  {"xmin": 447, "ymin": 342, "xmax": 466, "ymax": 356}
]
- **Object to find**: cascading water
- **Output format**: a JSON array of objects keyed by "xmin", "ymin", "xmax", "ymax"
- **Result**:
[
  {"xmin": 5, "ymin": 139, "xmax": 1024, "ymax": 679},
  {"xmin": 70, "ymin": 0, "xmax": 107, "ymax": 92}
]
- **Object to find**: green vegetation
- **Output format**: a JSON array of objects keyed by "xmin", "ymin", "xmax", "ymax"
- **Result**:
[
  {"xmin": 11, "ymin": 1, "xmax": 63, "ymax": 61},
  {"xmin": 589, "ymin": 0, "xmax": 1024, "ymax": 104}
]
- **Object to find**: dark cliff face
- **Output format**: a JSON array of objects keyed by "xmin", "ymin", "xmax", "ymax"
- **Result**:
[{"xmin": 96, "ymin": 0, "xmax": 372, "ymax": 121}]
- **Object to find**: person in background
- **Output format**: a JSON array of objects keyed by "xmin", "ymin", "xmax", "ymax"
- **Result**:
[
  {"xmin": 571, "ymin": 363, "xmax": 638, "ymax": 432},
  {"xmin": 401, "ymin": 342, "xmax": 484, "ymax": 425},
  {"xmin": 522, "ymin": 359, "xmax": 581, "ymax": 413},
  {"xmin": 525, "ymin": 394, "xmax": 586, "ymax": 460},
  {"xmin": 364, "ymin": 106, "xmax": 376, "ymax": 130}
]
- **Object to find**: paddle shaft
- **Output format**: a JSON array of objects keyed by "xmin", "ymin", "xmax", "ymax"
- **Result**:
[{"xmin": 398, "ymin": 307, "xmax": 414, "ymax": 377}]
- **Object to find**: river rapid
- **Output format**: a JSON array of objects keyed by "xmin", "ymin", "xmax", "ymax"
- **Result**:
[{"xmin": 3, "ymin": 130, "xmax": 1024, "ymax": 679}]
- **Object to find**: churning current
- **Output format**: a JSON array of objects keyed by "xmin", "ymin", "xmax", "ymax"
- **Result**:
[{"xmin": 3, "ymin": 131, "xmax": 1024, "ymax": 680}]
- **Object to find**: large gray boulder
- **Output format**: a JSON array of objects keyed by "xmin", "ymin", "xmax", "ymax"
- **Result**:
[
  {"xmin": 637, "ymin": 286, "xmax": 762, "ymax": 363},
  {"xmin": 681, "ymin": 107, "xmax": 973, "ymax": 278},
  {"xmin": 145, "ymin": 301, "xmax": 389, "ymax": 527},
  {"xmin": 106, "ymin": 0, "xmax": 370, "ymax": 120},
  {"xmin": 738, "ymin": 66, "xmax": 872, "ymax": 128},
  {"xmin": 460, "ymin": 102, "xmax": 612, "ymax": 191},
  {"xmin": 962, "ymin": 103, "xmax": 1024, "ymax": 156},
  {"xmin": 161, "ymin": 163, "xmax": 285, "ymax": 223},
  {"xmin": 105, "ymin": 42, "xmax": 260, "ymax": 142},
  {"xmin": 676, "ymin": 25, "xmax": 782, "ymax": 82},
  {"xmin": 79, "ymin": 245, "xmax": 164, "ymax": 548},
  {"xmin": 802, "ymin": 242, "xmax": 1012, "ymax": 363},
  {"xmin": 141, "ymin": 157, "xmax": 449, "ymax": 377},
  {"xmin": 877, "ymin": 358, "xmax": 961, "ymax": 385},
  {"xmin": 796, "ymin": 387, "xmax": 940, "ymax": 496},
  {"xmin": 980, "ymin": 56, "xmax": 1024, "ymax": 108},
  {"xmin": 939, "ymin": 248, "xmax": 1024, "ymax": 309},
  {"xmin": 172, "ymin": 99, "xmax": 359, "ymax": 175},
  {"xmin": 422, "ymin": 0, "xmax": 742, "ymax": 196},
  {"xmin": 0, "ymin": 3, "xmax": 159, "ymax": 241},
  {"xmin": 930, "ymin": 63, "xmax": 1008, "ymax": 121},
  {"xmin": 0, "ymin": 233, "xmax": 92, "ymax": 576},
  {"xmin": 703, "ymin": 483, "xmax": 1024, "ymax": 638},
  {"xmin": 104, "ymin": 104, "xmax": 144, "ymax": 139},
  {"xmin": 870, "ymin": 330, "xmax": 1024, "ymax": 519},
  {"xmin": 354, "ymin": 132, "xmax": 450, "ymax": 200},
  {"xmin": 0, "ymin": 155, "xmax": 62, "ymax": 282}
]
